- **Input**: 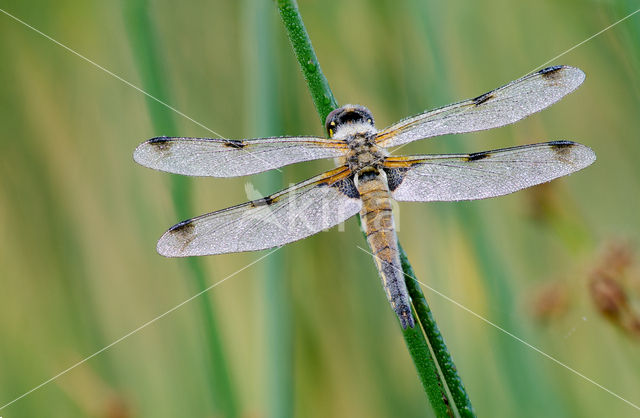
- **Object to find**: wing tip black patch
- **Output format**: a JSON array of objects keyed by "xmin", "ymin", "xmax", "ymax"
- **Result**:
[
  {"xmin": 539, "ymin": 65, "xmax": 564, "ymax": 79},
  {"xmin": 466, "ymin": 151, "xmax": 492, "ymax": 161},
  {"xmin": 148, "ymin": 137, "xmax": 173, "ymax": 151},
  {"xmin": 549, "ymin": 140, "xmax": 575, "ymax": 156},
  {"xmin": 168, "ymin": 219, "xmax": 195, "ymax": 236}
]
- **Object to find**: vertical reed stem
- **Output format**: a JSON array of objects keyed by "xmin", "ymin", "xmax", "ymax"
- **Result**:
[{"xmin": 275, "ymin": 1, "xmax": 475, "ymax": 416}]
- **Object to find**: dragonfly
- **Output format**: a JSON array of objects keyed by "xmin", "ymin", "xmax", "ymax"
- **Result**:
[{"xmin": 134, "ymin": 65, "xmax": 595, "ymax": 329}]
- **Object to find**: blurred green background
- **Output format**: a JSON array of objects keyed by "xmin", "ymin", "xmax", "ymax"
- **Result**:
[{"xmin": 1, "ymin": 0, "xmax": 640, "ymax": 417}]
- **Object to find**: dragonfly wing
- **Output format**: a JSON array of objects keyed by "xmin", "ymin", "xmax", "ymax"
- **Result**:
[
  {"xmin": 157, "ymin": 166, "xmax": 362, "ymax": 256},
  {"xmin": 134, "ymin": 136, "xmax": 348, "ymax": 177},
  {"xmin": 376, "ymin": 66, "xmax": 585, "ymax": 148},
  {"xmin": 384, "ymin": 141, "xmax": 595, "ymax": 202}
]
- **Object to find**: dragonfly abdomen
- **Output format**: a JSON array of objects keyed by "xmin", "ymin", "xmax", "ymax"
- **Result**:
[{"xmin": 357, "ymin": 170, "xmax": 415, "ymax": 329}]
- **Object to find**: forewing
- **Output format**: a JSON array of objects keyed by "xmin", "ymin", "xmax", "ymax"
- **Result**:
[
  {"xmin": 385, "ymin": 141, "xmax": 595, "ymax": 202},
  {"xmin": 134, "ymin": 136, "xmax": 348, "ymax": 177},
  {"xmin": 157, "ymin": 167, "xmax": 362, "ymax": 256},
  {"xmin": 376, "ymin": 66, "xmax": 585, "ymax": 148}
]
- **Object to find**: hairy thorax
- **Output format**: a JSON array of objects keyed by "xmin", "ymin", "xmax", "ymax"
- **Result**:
[{"xmin": 335, "ymin": 122, "xmax": 388, "ymax": 174}]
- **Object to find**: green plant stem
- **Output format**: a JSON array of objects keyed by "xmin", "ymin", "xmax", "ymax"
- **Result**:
[
  {"xmin": 400, "ymin": 243, "xmax": 476, "ymax": 418},
  {"xmin": 401, "ymin": 314, "xmax": 453, "ymax": 418},
  {"xmin": 123, "ymin": 2, "xmax": 238, "ymax": 417},
  {"xmin": 275, "ymin": 1, "xmax": 474, "ymax": 416},
  {"xmin": 275, "ymin": 0, "xmax": 338, "ymax": 123}
]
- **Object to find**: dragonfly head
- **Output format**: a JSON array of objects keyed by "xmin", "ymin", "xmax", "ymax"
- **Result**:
[{"xmin": 325, "ymin": 104, "xmax": 375, "ymax": 138}]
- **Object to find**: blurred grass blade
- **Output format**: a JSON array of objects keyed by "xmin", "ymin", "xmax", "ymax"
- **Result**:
[
  {"xmin": 275, "ymin": 1, "xmax": 472, "ymax": 416},
  {"xmin": 406, "ymin": 1, "xmax": 569, "ymax": 414},
  {"xmin": 455, "ymin": 205, "xmax": 568, "ymax": 414},
  {"xmin": 242, "ymin": 1, "xmax": 293, "ymax": 417},
  {"xmin": 122, "ymin": 1, "xmax": 239, "ymax": 417}
]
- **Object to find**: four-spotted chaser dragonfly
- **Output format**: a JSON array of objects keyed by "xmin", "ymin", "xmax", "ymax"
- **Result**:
[{"xmin": 134, "ymin": 65, "xmax": 595, "ymax": 329}]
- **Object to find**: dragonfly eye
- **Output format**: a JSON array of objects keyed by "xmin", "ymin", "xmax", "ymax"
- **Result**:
[
  {"xmin": 325, "ymin": 108, "xmax": 341, "ymax": 136},
  {"xmin": 325, "ymin": 105, "xmax": 375, "ymax": 137}
]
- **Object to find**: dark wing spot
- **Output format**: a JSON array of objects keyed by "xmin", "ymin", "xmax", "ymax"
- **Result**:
[
  {"xmin": 327, "ymin": 175, "xmax": 360, "ymax": 199},
  {"xmin": 472, "ymin": 92, "xmax": 494, "ymax": 106},
  {"xmin": 539, "ymin": 65, "xmax": 564, "ymax": 79},
  {"xmin": 466, "ymin": 151, "xmax": 491, "ymax": 161},
  {"xmin": 384, "ymin": 167, "xmax": 410, "ymax": 192},
  {"xmin": 168, "ymin": 219, "xmax": 195, "ymax": 237},
  {"xmin": 250, "ymin": 195, "xmax": 276, "ymax": 208},
  {"xmin": 549, "ymin": 140, "xmax": 575, "ymax": 156},
  {"xmin": 148, "ymin": 137, "xmax": 173, "ymax": 152},
  {"xmin": 223, "ymin": 139, "xmax": 246, "ymax": 149}
]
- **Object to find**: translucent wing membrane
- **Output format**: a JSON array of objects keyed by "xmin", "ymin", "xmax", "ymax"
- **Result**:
[
  {"xmin": 157, "ymin": 167, "xmax": 362, "ymax": 256},
  {"xmin": 376, "ymin": 66, "xmax": 585, "ymax": 148},
  {"xmin": 134, "ymin": 136, "xmax": 348, "ymax": 177},
  {"xmin": 384, "ymin": 141, "xmax": 595, "ymax": 202}
]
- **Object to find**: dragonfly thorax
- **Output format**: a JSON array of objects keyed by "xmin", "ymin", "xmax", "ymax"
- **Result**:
[
  {"xmin": 343, "ymin": 131, "xmax": 388, "ymax": 173},
  {"xmin": 326, "ymin": 104, "xmax": 387, "ymax": 173}
]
